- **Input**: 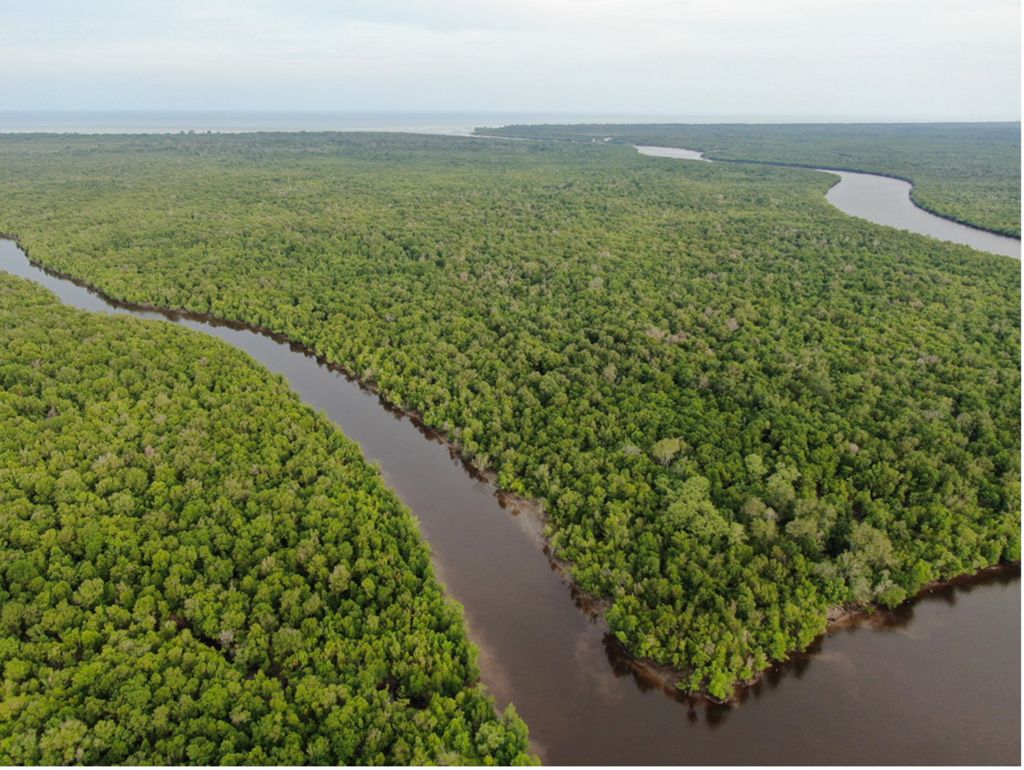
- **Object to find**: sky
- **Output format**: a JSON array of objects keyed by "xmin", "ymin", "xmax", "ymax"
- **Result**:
[{"xmin": 0, "ymin": 0, "xmax": 1019, "ymax": 121}]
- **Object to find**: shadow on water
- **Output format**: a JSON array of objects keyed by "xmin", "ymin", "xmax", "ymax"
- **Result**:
[{"xmin": 1, "ymin": 237, "xmax": 1020, "ymax": 765}]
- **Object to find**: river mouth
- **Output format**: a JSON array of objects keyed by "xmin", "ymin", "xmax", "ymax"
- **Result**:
[
  {"xmin": 2, "ymin": 229, "xmax": 1020, "ymax": 764},
  {"xmin": 634, "ymin": 144, "xmax": 1021, "ymax": 259}
]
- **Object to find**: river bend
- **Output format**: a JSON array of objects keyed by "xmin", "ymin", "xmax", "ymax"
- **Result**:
[
  {"xmin": 634, "ymin": 145, "xmax": 1021, "ymax": 259},
  {"xmin": 0, "ymin": 236, "xmax": 1018, "ymax": 767}
]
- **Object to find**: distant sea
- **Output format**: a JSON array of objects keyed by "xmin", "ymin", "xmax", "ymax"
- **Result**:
[
  {"xmin": 0, "ymin": 110, "xmax": 795, "ymax": 135},
  {"xmin": 0, "ymin": 111, "xmax": 654, "ymax": 135}
]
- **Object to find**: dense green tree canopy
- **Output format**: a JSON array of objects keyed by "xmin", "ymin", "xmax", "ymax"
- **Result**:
[
  {"xmin": 478, "ymin": 122, "xmax": 1022, "ymax": 237},
  {"xmin": 0, "ymin": 132, "xmax": 1018, "ymax": 700},
  {"xmin": 0, "ymin": 274, "xmax": 533, "ymax": 764}
]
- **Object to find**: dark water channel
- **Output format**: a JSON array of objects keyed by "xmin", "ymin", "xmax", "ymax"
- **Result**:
[{"xmin": 2, "ymin": 238, "xmax": 1019, "ymax": 764}]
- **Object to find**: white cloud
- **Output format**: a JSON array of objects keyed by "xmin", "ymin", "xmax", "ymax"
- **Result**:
[{"xmin": 0, "ymin": 0, "xmax": 1017, "ymax": 118}]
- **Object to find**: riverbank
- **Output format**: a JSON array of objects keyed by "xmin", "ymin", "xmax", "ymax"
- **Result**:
[{"xmin": 599, "ymin": 562, "xmax": 1021, "ymax": 705}]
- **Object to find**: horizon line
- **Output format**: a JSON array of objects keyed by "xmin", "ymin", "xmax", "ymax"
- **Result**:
[{"xmin": 0, "ymin": 109, "xmax": 1019, "ymax": 126}]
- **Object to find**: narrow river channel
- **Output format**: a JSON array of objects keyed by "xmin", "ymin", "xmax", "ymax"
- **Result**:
[
  {"xmin": 634, "ymin": 145, "xmax": 1021, "ymax": 259},
  {"xmin": 2, "ymin": 237, "xmax": 1018, "ymax": 764}
]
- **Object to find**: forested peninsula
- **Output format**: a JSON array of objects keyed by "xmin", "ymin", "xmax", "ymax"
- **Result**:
[
  {"xmin": 0, "ymin": 132, "xmax": 1018, "ymax": 701},
  {"xmin": 477, "ymin": 122, "xmax": 1022, "ymax": 237},
  {"xmin": 0, "ymin": 273, "xmax": 533, "ymax": 764}
]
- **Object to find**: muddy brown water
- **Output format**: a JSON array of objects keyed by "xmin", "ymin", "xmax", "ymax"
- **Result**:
[{"xmin": 2, "ymin": 237, "xmax": 1019, "ymax": 764}]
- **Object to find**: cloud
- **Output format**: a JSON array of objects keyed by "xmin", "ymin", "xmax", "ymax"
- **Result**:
[{"xmin": 0, "ymin": 0, "xmax": 1018, "ymax": 118}]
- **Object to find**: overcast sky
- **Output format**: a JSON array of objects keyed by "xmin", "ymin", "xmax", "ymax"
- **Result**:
[{"xmin": 1, "ymin": 0, "xmax": 1019, "ymax": 120}]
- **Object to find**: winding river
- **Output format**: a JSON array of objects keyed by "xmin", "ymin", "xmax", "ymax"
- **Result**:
[
  {"xmin": 2, "ymin": 154, "xmax": 1020, "ymax": 764},
  {"xmin": 634, "ymin": 145, "xmax": 1021, "ymax": 259}
]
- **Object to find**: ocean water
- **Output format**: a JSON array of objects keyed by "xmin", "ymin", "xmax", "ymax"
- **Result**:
[{"xmin": 0, "ymin": 110, "xmax": 720, "ymax": 135}]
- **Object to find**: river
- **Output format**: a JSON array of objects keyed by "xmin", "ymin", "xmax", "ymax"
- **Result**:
[
  {"xmin": 634, "ymin": 145, "xmax": 1021, "ymax": 259},
  {"xmin": 1, "ymin": 238, "xmax": 1018, "ymax": 764}
]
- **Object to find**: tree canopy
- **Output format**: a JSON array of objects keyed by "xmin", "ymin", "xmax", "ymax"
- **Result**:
[{"xmin": 0, "ymin": 131, "xmax": 1018, "ymax": 701}]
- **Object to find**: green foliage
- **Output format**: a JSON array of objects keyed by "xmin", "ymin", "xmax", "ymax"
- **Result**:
[
  {"xmin": 479, "ymin": 122, "xmax": 1022, "ymax": 236},
  {"xmin": 0, "ymin": 132, "xmax": 1018, "ymax": 699},
  {"xmin": 0, "ymin": 274, "xmax": 534, "ymax": 765}
]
